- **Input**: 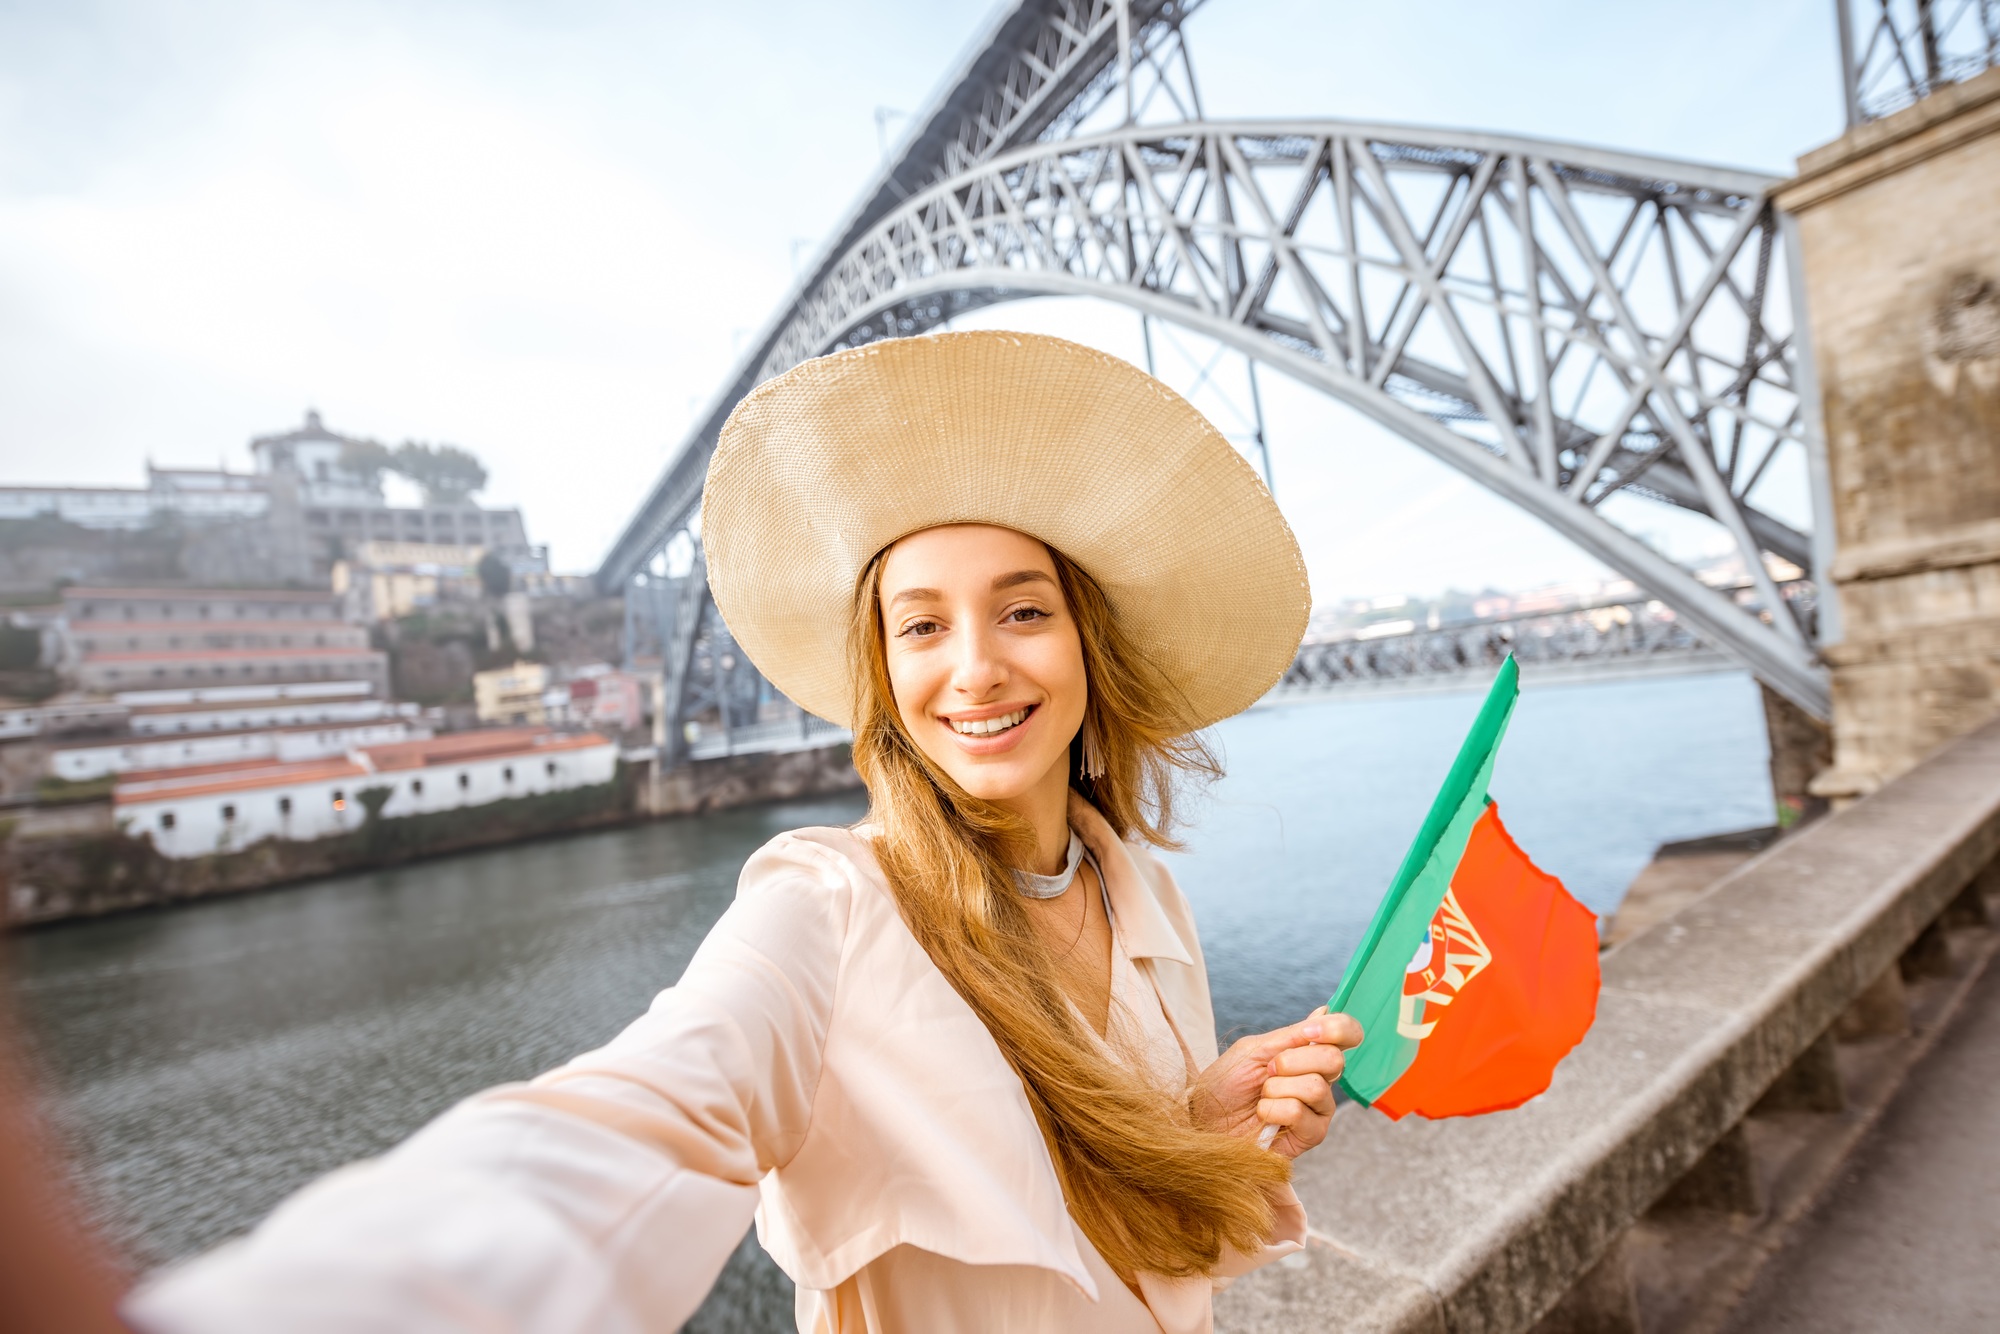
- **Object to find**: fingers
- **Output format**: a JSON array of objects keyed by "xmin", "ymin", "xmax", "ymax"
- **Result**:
[
  {"xmin": 1236, "ymin": 1010, "xmax": 1364, "ymax": 1067},
  {"xmin": 1260, "ymin": 1099, "xmax": 1335, "ymax": 1159},
  {"xmin": 1304, "ymin": 1010, "xmax": 1364, "ymax": 1051},
  {"xmin": 1260, "ymin": 1073, "xmax": 1335, "ymax": 1116},
  {"xmin": 1270, "ymin": 1043, "xmax": 1346, "ymax": 1082}
]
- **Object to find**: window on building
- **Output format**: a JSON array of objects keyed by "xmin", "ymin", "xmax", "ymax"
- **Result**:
[
  {"xmin": 545, "ymin": 761, "xmax": 556, "ymax": 777},
  {"xmin": 279, "ymin": 796, "xmax": 292, "ymax": 815},
  {"xmin": 458, "ymin": 772, "xmax": 469, "ymax": 789},
  {"xmin": 411, "ymin": 779, "xmax": 424, "ymax": 795},
  {"xmin": 502, "ymin": 766, "xmax": 514, "ymax": 783},
  {"xmin": 332, "ymin": 790, "xmax": 346, "ymax": 811},
  {"xmin": 161, "ymin": 812, "xmax": 176, "ymax": 830},
  {"xmin": 221, "ymin": 804, "xmax": 236, "ymax": 821}
]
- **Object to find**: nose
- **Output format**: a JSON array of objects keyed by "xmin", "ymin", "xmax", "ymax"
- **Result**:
[{"xmin": 948, "ymin": 619, "xmax": 1008, "ymax": 700}]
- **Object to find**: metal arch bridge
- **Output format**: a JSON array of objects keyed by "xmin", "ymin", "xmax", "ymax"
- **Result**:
[{"xmin": 601, "ymin": 0, "xmax": 1917, "ymax": 756}]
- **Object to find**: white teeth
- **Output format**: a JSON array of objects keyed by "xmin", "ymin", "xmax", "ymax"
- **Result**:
[{"xmin": 950, "ymin": 708, "xmax": 1028, "ymax": 736}]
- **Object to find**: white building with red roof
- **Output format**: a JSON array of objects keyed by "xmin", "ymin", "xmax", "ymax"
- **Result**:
[{"xmin": 115, "ymin": 727, "xmax": 616, "ymax": 859}]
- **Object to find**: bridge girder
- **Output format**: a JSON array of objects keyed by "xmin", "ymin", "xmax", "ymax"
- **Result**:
[
  {"xmin": 608, "ymin": 8, "xmax": 1842, "ymax": 737},
  {"xmin": 595, "ymin": 0, "xmax": 1206, "ymax": 596}
]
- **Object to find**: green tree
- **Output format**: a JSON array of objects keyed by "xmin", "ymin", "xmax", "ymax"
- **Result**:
[
  {"xmin": 338, "ymin": 438, "xmax": 396, "ymax": 492},
  {"xmin": 0, "ymin": 624, "xmax": 40, "ymax": 671},
  {"xmin": 477, "ymin": 552, "xmax": 513, "ymax": 599},
  {"xmin": 356, "ymin": 785, "xmax": 395, "ymax": 821},
  {"xmin": 392, "ymin": 441, "xmax": 489, "ymax": 505}
]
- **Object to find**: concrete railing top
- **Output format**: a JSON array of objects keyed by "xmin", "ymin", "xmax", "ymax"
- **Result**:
[{"xmin": 1217, "ymin": 716, "xmax": 2000, "ymax": 1333}]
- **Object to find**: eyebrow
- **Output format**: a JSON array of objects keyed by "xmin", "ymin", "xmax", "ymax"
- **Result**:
[{"xmin": 884, "ymin": 569, "xmax": 1055, "ymax": 612}]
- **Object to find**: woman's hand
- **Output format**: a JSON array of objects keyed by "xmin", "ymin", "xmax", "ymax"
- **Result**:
[{"xmin": 1190, "ymin": 1008, "xmax": 1364, "ymax": 1159}]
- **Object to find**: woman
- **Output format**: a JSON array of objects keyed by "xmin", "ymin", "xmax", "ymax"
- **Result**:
[{"xmin": 126, "ymin": 331, "xmax": 1364, "ymax": 1333}]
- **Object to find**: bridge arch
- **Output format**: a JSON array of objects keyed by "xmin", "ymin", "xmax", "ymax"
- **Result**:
[
  {"xmin": 756, "ymin": 119, "xmax": 1832, "ymax": 714},
  {"xmin": 602, "ymin": 5, "xmax": 1839, "ymax": 752}
]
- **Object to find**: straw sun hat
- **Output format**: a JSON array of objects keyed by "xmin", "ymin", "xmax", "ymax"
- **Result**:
[{"xmin": 701, "ymin": 330, "xmax": 1310, "ymax": 732}]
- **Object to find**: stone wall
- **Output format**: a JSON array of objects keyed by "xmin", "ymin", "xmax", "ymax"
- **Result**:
[
  {"xmin": 639, "ymin": 743, "xmax": 863, "ymax": 817},
  {"xmin": 1776, "ymin": 67, "xmax": 2000, "ymax": 799}
]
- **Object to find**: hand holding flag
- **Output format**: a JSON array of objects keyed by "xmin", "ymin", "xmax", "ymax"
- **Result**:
[{"xmin": 1327, "ymin": 656, "xmax": 1600, "ymax": 1121}]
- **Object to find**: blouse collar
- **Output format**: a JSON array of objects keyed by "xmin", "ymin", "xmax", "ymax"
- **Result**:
[{"xmin": 1067, "ymin": 792, "xmax": 1195, "ymax": 967}]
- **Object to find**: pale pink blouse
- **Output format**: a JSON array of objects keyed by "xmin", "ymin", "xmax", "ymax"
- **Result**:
[{"xmin": 125, "ymin": 794, "xmax": 1305, "ymax": 1333}]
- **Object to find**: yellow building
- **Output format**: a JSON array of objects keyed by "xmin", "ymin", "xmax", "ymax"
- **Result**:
[
  {"xmin": 472, "ymin": 660, "xmax": 549, "ymax": 725},
  {"xmin": 332, "ymin": 541, "xmax": 487, "ymax": 622}
]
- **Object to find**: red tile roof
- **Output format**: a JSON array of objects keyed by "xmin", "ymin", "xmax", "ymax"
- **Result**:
[
  {"xmin": 360, "ymin": 728, "xmax": 609, "ymax": 771},
  {"xmin": 84, "ymin": 647, "xmax": 382, "ymax": 663},
  {"xmin": 67, "ymin": 588, "xmax": 339, "ymax": 601},
  {"xmin": 116, "ymin": 758, "xmax": 369, "ymax": 804},
  {"xmin": 71, "ymin": 621, "xmax": 360, "ymax": 635},
  {"xmin": 112, "ymin": 730, "xmax": 613, "ymax": 803}
]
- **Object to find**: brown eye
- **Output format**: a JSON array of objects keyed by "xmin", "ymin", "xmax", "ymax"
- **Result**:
[
  {"xmin": 1008, "ymin": 607, "xmax": 1048, "ymax": 623},
  {"xmin": 899, "ymin": 618, "xmax": 942, "ymax": 638}
]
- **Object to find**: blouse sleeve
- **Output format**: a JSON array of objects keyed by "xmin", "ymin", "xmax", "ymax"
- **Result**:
[{"xmin": 123, "ymin": 833, "xmax": 855, "ymax": 1334}]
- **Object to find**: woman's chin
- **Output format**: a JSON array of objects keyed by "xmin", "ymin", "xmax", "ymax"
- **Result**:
[{"xmin": 936, "ymin": 756, "xmax": 1061, "ymax": 806}]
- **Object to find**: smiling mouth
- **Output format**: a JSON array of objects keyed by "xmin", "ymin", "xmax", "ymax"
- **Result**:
[{"xmin": 948, "ymin": 706, "xmax": 1034, "ymax": 737}]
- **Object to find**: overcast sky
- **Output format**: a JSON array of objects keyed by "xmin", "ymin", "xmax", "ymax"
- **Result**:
[{"xmin": 0, "ymin": 0, "xmax": 1840, "ymax": 597}]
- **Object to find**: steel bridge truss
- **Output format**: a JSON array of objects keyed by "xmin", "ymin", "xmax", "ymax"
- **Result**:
[
  {"xmin": 1274, "ymin": 594, "xmax": 1761, "ymax": 701},
  {"xmin": 1838, "ymin": 0, "xmax": 2000, "ymax": 125},
  {"xmin": 759, "ymin": 121, "xmax": 1833, "ymax": 714},
  {"xmin": 612, "ymin": 0, "xmax": 1850, "ymax": 755}
]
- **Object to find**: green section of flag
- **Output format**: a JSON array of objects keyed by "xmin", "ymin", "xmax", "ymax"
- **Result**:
[{"xmin": 1330, "ymin": 655, "xmax": 1521, "ymax": 1104}]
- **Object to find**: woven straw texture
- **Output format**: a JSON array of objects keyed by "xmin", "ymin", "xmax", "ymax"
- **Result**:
[{"xmin": 701, "ymin": 330, "xmax": 1311, "ymax": 731}]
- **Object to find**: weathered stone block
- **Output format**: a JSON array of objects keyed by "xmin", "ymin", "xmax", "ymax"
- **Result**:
[
  {"xmin": 1835, "ymin": 964, "xmax": 1911, "ymax": 1039},
  {"xmin": 1943, "ymin": 874, "xmax": 1993, "ymax": 928},
  {"xmin": 1653, "ymin": 1123, "xmax": 1763, "ymax": 1216},
  {"xmin": 1752, "ymin": 1030, "xmax": 1846, "ymax": 1114},
  {"xmin": 1899, "ymin": 918, "xmax": 1954, "ymax": 980},
  {"xmin": 1527, "ymin": 1236, "xmax": 1639, "ymax": 1334}
]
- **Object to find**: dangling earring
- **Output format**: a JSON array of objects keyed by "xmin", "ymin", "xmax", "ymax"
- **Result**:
[{"xmin": 1080, "ymin": 714, "xmax": 1107, "ymax": 782}]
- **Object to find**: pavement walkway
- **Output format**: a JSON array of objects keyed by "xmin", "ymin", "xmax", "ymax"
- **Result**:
[{"xmin": 1722, "ymin": 946, "xmax": 2000, "ymax": 1332}]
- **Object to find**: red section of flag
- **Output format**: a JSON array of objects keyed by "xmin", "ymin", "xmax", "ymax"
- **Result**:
[{"xmin": 1372, "ymin": 803, "xmax": 1599, "ymax": 1121}]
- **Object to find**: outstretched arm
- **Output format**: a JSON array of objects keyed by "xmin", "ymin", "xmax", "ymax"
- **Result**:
[{"xmin": 125, "ymin": 835, "xmax": 851, "ymax": 1334}]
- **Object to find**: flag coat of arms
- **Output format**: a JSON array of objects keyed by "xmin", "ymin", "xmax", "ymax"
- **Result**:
[{"xmin": 1330, "ymin": 657, "xmax": 1601, "ymax": 1120}]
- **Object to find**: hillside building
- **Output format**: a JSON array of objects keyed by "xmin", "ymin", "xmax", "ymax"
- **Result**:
[
  {"xmin": 0, "ymin": 410, "xmax": 538, "ymax": 590},
  {"xmin": 332, "ymin": 541, "xmax": 488, "ymax": 622},
  {"xmin": 63, "ymin": 587, "xmax": 389, "ymax": 695},
  {"xmin": 473, "ymin": 661, "xmax": 550, "ymax": 725},
  {"xmin": 251, "ymin": 412, "xmax": 535, "ymax": 578}
]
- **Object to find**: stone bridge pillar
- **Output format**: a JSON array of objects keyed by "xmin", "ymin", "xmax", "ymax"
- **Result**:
[{"xmin": 1776, "ymin": 67, "xmax": 2000, "ymax": 802}]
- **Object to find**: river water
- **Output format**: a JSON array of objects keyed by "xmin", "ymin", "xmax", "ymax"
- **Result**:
[{"xmin": 8, "ymin": 671, "xmax": 1773, "ymax": 1330}]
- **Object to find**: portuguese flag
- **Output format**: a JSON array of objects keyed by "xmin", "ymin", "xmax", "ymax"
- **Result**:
[{"xmin": 1330, "ymin": 657, "xmax": 1600, "ymax": 1120}]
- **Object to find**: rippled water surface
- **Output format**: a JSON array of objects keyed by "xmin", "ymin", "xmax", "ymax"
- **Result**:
[{"xmin": 9, "ymin": 671, "xmax": 1773, "ymax": 1330}]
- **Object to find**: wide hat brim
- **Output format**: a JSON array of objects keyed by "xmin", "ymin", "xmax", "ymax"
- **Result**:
[{"xmin": 701, "ymin": 330, "xmax": 1310, "ymax": 732}]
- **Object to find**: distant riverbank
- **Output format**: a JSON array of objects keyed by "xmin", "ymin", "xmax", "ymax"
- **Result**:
[{"xmin": 3, "ymin": 744, "xmax": 861, "ymax": 927}]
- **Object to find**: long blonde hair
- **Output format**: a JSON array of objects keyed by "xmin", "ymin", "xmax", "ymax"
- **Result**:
[{"xmin": 847, "ymin": 540, "xmax": 1288, "ymax": 1280}]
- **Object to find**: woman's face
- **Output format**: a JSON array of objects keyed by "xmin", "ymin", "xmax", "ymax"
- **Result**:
[{"xmin": 877, "ymin": 524, "xmax": 1088, "ymax": 806}]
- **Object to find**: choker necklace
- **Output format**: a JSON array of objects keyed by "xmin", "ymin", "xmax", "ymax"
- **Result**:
[{"xmin": 1012, "ymin": 832, "xmax": 1085, "ymax": 899}]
